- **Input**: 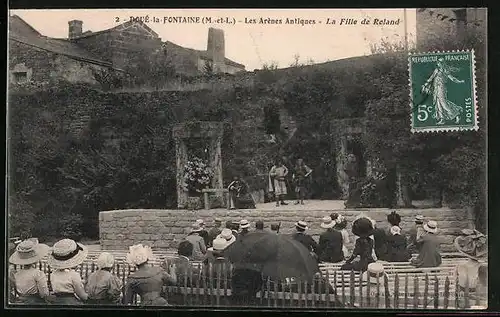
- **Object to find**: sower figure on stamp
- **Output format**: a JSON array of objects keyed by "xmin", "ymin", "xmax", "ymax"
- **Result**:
[
  {"xmin": 269, "ymin": 158, "xmax": 289, "ymax": 207},
  {"xmin": 293, "ymin": 158, "xmax": 312, "ymax": 205},
  {"xmin": 421, "ymin": 58, "xmax": 465, "ymax": 125}
]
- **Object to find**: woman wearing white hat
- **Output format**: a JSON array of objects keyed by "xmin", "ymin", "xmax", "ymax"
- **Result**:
[
  {"xmin": 123, "ymin": 244, "xmax": 177, "ymax": 306},
  {"xmin": 85, "ymin": 252, "xmax": 123, "ymax": 305},
  {"xmin": 205, "ymin": 237, "xmax": 234, "ymax": 287},
  {"xmin": 9, "ymin": 238, "xmax": 51, "ymax": 304},
  {"xmin": 48, "ymin": 239, "xmax": 89, "ymax": 305},
  {"xmin": 410, "ymin": 220, "xmax": 442, "ymax": 268},
  {"xmin": 215, "ymin": 228, "xmax": 237, "ymax": 245}
]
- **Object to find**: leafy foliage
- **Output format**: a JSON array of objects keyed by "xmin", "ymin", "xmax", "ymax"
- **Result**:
[{"xmin": 182, "ymin": 157, "xmax": 213, "ymax": 195}]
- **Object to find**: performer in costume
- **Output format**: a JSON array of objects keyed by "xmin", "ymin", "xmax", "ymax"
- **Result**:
[
  {"xmin": 228, "ymin": 176, "xmax": 256, "ymax": 209},
  {"xmin": 269, "ymin": 158, "xmax": 289, "ymax": 207},
  {"xmin": 293, "ymin": 158, "xmax": 312, "ymax": 205}
]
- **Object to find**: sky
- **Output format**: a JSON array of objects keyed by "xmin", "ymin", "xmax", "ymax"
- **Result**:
[{"xmin": 10, "ymin": 9, "xmax": 416, "ymax": 71}]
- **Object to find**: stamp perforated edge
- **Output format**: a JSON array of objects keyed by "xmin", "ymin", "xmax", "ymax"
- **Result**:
[{"xmin": 408, "ymin": 49, "xmax": 479, "ymax": 133}]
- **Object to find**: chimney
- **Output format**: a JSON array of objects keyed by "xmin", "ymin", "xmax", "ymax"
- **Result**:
[
  {"xmin": 453, "ymin": 9, "xmax": 467, "ymax": 43},
  {"xmin": 207, "ymin": 28, "xmax": 225, "ymax": 73},
  {"xmin": 68, "ymin": 20, "xmax": 83, "ymax": 39}
]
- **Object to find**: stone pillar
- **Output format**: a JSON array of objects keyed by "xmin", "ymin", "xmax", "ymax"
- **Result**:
[
  {"xmin": 209, "ymin": 132, "xmax": 223, "ymax": 199},
  {"xmin": 207, "ymin": 28, "xmax": 225, "ymax": 73},
  {"xmin": 175, "ymin": 139, "xmax": 188, "ymax": 208},
  {"xmin": 336, "ymin": 137, "xmax": 349, "ymax": 199},
  {"xmin": 396, "ymin": 165, "xmax": 412, "ymax": 208}
]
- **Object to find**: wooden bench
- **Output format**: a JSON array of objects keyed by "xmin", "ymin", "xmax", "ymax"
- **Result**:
[
  {"xmin": 318, "ymin": 260, "xmax": 466, "ymax": 308},
  {"xmin": 202, "ymin": 188, "xmax": 230, "ymax": 209}
]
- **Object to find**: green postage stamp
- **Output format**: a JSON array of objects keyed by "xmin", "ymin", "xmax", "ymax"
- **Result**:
[{"xmin": 409, "ymin": 50, "xmax": 478, "ymax": 133}]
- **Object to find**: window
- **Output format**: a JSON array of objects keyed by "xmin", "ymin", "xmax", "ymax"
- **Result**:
[
  {"xmin": 10, "ymin": 63, "xmax": 32, "ymax": 84},
  {"xmin": 12, "ymin": 71, "xmax": 28, "ymax": 83}
]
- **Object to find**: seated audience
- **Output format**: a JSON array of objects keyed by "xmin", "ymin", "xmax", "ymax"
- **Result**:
[
  {"xmin": 48, "ymin": 239, "xmax": 89, "ymax": 305},
  {"xmin": 341, "ymin": 217, "xmax": 375, "ymax": 272},
  {"xmin": 318, "ymin": 216, "xmax": 344, "ymax": 263},
  {"xmin": 410, "ymin": 220, "xmax": 442, "ymax": 268},
  {"xmin": 85, "ymin": 252, "xmax": 122, "ymax": 304},
  {"xmin": 185, "ymin": 223, "xmax": 207, "ymax": 261},
  {"xmin": 123, "ymin": 244, "xmax": 177, "ymax": 306},
  {"xmin": 386, "ymin": 226, "xmax": 410, "ymax": 262},
  {"xmin": 9, "ymin": 238, "xmax": 52, "ymax": 304}
]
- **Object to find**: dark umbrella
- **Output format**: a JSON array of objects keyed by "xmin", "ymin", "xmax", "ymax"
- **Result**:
[
  {"xmin": 224, "ymin": 231, "xmax": 319, "ymax": 281},
  {"xmin": 352, "ymin": 217, "xmax": 374, "ymax": 238}
]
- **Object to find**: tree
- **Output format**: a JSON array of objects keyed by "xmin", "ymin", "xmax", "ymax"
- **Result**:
[
  {"xmin": 124, "ymin": 48, "xmax": 177, "ymax": 89},
  {"xmin": 290, "ymin": 54, "xmax": 301, "ymax": 67},
  {"xmin": 262, "ymin": 61, "xmax": 279, "ymax": 70}
]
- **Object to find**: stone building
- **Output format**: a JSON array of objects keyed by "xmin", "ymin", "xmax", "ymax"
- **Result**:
[
  {"xmin": 416, "ymin": 8, "xmax": 486, "ymax": 48},
  {"xmin": 9, "ymin": 15, "xmax": 121, "ymax": 86},
  {"xmin": 8, "ymin": 15, "xmax": 245, "ymax": 86}
]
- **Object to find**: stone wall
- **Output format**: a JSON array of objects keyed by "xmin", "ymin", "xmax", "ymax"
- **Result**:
[
  {"xmin": 99, "ymin": 207, "xmax": 473, "ymax": 252},
  {"xmin": 9, "ymin": 41, "xmax": 106, "ymax": 85},
  {"xmin": 74, "ymin": 27, "xmax": 161, "ymax": 69}
]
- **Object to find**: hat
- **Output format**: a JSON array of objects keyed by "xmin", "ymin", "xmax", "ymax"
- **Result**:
[
  {"xmin": 362, "ymin": 262, "xmax": 387, "ymax": 286},
  {"xmin": 320, "ymin": 216, "xmax": 336, "ymax": 229},
  {"xmin": 423, "ymin": 220, "xmax": 438, "ymax": 234},
  {"xmin": 126, "ymin": 244, "xmax": 154, "ymax": 266},
  {"xmin": 217, "ymin": 228, "xmax": 236, "ymax": 244},
  {"xmin": 196, "ymin": 219, "xmax": 205, "ymax": 226},
  {"xmin": 334, "ymin": 215, "xmax": 348, "ymax": 230},
  {"xmin": 387, "ymin": 211, "xmax": 401, "ymax": 226},
  {"xmin": 415, "ymin": 215, "xmax": 425, "ymax": 224},
  {"xmin": 390, "ymin": 226, "xmax": 401, "ymax": 236},
  {"xmin": 240, "ymin": 219, "xmax": 250, "ymax": 229},
  {"xmin": 96, "ymin": 252, "xmax": 115, "ymax": 269},
  {"xmin": 454, "ymin": 230, "xmax": 487, "ymax": 261},
  {"xmin": 352, "ymin": 217, "xmax": 374, "ymax": 238},
  {"xmin": 208, "ymin": 237, "xmax": 232, "ymax": 252},
  {"xmin": 295, "ymin": 220, "xmax": 308, "ymax": 231},
  {"xmin": 9, "ymin": 238, "xmax": 50, "ymax": 265},
  {"xmin": 214, "ymin": 218, "xmax": 222, "ymax": 223},
  {"xmin": 191, "ymin": 222, "xmax": 203, "ymax": 232},
  {"xmin": 48, "ymin": 239, "xmax": 88, "ymax": 269}
]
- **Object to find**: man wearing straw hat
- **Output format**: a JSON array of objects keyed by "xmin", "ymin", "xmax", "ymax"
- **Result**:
[
  {"xmin": 407, "ymin": 215, "xmax": 425, "ymax": 254},
  {"xmin": 207, "ymin": 218, "xmax": 223, "ymax": 246},
  {"xmin": 9, "ymin": 238, "xmax": 52, "ymax": 304},
  {"xmin": 239, "ymin": 219, "xmax": 251, "ymax": 237},
  {"xmin": 318, "ymin": 216, "xmax": 344, "ymax": 263},
  {"xmin": 48, "ymin": 239, "xmax": 89, "ymax": 305},
  {"xmin": 196, "ymin": 219, "xmax": 211, "ymax": 248},
  {"xmin": 185, "ymin": 222, "xmax": 207, "ymax": 261},
  {"xmin": 291, "ymin": 221, "xmax": 319, "ymax": 256},
  {"xmin": 410, "ymin": 220, "xmax": 442, "ymax": 268}
]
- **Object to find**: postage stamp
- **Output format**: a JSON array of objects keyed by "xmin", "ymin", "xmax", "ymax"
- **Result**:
[{"xmin": 409, "ymin": 50, "xmax": 478, "ymax": 133}]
